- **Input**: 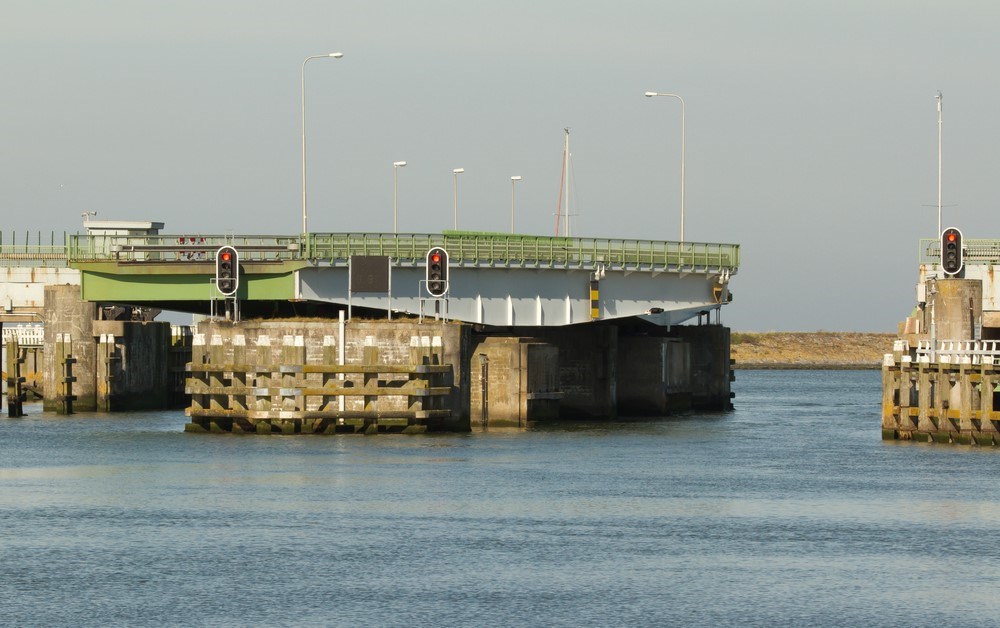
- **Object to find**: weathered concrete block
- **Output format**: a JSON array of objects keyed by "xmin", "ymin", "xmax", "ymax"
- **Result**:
[
  {"xmin": 43, "ymin": 285, "xmax": 97, "ymax": 411},
  {"xmin": 469, "ymin": 337, "xmax": 559, "ymax": 427}
]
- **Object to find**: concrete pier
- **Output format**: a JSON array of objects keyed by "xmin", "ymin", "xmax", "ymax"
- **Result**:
[
  {"xmin": 184, "ymin": 318, "xmax": 733, "ymax": 433},
  {"xmin": 184, "ymin": 320, "xmax": 469, "ymax": 433},
  {"xmin": 882, "ymin": 345, "xmax": 1000, "ymax": 445},
  {"xmin": 884, "ymin": 274, "xmax": 1000, "ymax": 445}
]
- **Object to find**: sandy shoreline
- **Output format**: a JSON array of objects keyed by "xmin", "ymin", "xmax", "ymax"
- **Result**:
[{"xmin": 730, "ymin": 332, "xmax": 894, "ymax": 370}]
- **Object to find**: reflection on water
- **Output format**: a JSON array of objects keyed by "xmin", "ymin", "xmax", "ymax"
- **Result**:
[{"xmin": 2, "ymin": 370, "xmax": 999, "ymax": 626}]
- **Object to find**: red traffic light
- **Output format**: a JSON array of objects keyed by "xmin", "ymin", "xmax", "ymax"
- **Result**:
[
  {"xmin": 216, "ymin": 246, "xmax": 239, "ymax": 296},
  {"xmin": 426, "ymin": 247, "xmax": 449, "ymax": 297},
  {"xmin": 941, "ymin": 227, "xmax": 963, "ymax": 276}
]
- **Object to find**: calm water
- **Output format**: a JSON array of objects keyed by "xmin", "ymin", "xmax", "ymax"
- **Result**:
[{"xmin": 2, "ymin": 370, "xmax": 999, "ymax": 627}]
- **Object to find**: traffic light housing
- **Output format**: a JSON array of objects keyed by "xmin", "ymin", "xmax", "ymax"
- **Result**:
[
  {"xmin": 941, "ymin": 227, "xmax": 963, "ymax": 276},
  {"xmin": 216, "ymin": 246, "xmax": 239, "ymax": 296},
  {"xmin": 426, "ymin": 247, "xmax": 449, "ymax": 297}
]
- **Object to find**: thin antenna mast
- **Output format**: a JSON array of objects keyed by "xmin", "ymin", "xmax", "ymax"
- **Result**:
[{"xmin": 937, "ymin": 91, "xmax": 943, "ymax": 237}]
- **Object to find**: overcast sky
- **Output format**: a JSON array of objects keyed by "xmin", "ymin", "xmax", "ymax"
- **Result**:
[{"xmin": 3, "ymin": 1, "xmax": 998, "ymax": 331}]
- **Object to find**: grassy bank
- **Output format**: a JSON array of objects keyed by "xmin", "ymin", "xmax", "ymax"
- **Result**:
[{"xmin": 731, "ymin": 332, "xmax": 894, "ymax": 369}]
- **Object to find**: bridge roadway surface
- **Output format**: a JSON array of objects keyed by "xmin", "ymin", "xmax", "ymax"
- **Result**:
[{"xmin": 1, "ymin": 231, "xmax": 739, "ymax": 328}]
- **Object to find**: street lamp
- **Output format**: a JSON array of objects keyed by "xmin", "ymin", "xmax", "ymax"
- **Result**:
[
  {"xmin": 645, "ymin": 91, "xmax": 686, "ymax": 243},
  {"xmin": 301, "ymin": 52, "xmax": 344, "ymax": 234},
  {"xmin": 510, "ymin": 176, "xmax": 523, "ymax": 233},
  {"xmin": 453, "ymin": 168, "xmax": 465, "ymax": 230},
  {"xmin": 393, "ymin": 161, "xmax": 407, "ymax": 233}
]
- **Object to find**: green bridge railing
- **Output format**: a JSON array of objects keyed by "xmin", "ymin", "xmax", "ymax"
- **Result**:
[
  {"xmin": 306, "ymin": 232, "xmax": 739, "ymax": 270},
  {"xmin": 919, "ymin": 238, "xmax": 1000, "ymax": 266},
  {"xmin": 4, "ymin": 231, "xmax": 740, "ymax": 272},
  {"xmin": 0, "ymin": 231, "xmax": 69, "ymax": 265}
]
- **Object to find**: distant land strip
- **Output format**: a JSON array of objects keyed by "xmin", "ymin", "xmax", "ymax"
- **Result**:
[{"xmin": 731, "ymin": 332, "xmax": 895, "ymax": 370}]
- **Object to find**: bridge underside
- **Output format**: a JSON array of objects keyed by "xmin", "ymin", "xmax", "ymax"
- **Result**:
[
  {"xmin": 299, "ymin": 265, "xmax": 728, "ymax": 327},
  {"xmin": 73, "ymin": 262, "xmax": 730, "ymax": 327}
]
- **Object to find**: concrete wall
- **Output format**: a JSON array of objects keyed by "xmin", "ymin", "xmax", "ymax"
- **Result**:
[
  {"xmin": 93, "ymin": 320, "xmax": 173, "ymax": 410},
  {"xmin": 469, "ymin": 337, "xmax": 560, "ymax": 427},
  {"xmin": 931, "ymin": 278, "xmax": 982, "ymax": 341},
  {"xmin": 1, "ymin": 267, "xmax": 80, "ymax": 314},
  {"xmin": 616, "ymin": 326, "xmax": 731, "ymax": 414},
  {"xmin": 534, "ymin": 325, "xmax": 618, "ymax": 419},
  {"xmin": 617, "ymin": 337, "xmax": 691, "ymax": 415},
  {"xmin": 484, "ymin": 323, "xmax": 732, "ymax": 419},
  {"xmin": 676, "ymin": 325, "xmax": 732, "ymax": 410}
]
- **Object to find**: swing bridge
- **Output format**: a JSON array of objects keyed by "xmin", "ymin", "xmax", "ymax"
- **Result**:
[{"xmin": 0, "ymin": 229, "xmax": 739, "ymax": 328}]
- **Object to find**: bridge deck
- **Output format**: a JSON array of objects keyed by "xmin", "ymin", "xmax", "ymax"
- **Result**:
[
  {"xmin": 2, "ymin": 231, "xmax": 740, "ymax": 327},
  {"xmin": 3, "ymin": 230, "xmax": 739, "ymax": 270}
]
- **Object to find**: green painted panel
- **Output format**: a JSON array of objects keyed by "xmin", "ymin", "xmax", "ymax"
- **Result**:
[{"xmin": 81, "ymin": 271, "xmax": 295, "ymax": 302}]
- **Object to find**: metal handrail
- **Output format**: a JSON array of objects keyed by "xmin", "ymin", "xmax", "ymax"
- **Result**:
[
  {"xmin": 0, "ymin": 231, "xmax": 69, "ymax": 266},
  {"xmin": 67, "ymin": 234, "xmax": 305, "ymax": 263},
  {"xmin": 58, "ymin": 232, "xmax": 740, "ymax": 271},
  {"xmin": 305, "ymin": 233, "xmax": 740, "ymax": 271},
  {"xmin": 919, "ymin": 238, "xmax": 1000, "ymax": 265}
]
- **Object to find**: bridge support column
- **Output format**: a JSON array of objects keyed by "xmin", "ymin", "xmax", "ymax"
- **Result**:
[
  {"xmin": 675, "ymin": 324, "xmax": 733, "ymax": 410},
  {"xmin": 43, "ymin": 285, "xmax": 96, "ymax": 412}
]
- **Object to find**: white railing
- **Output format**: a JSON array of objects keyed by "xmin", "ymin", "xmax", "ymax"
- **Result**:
[
  {"xmin": 895, "ymin": 339, "xmax": 1000, "ymax": 365},
  {"xmin": 1, "ymin": 324, "xmax": 44, "ymax": 347}
]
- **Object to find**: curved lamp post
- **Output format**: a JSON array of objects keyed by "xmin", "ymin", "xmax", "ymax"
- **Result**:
[
  {"xmin": 453, "ymin": 168, "xmax": 465, "ymax": 230},
  {"xmin": 510, "ymin": 176, "xmax": 523, "ymax": 233},
  {"xmin": 645, "ymin": 91, "xmax": 686, "ymax": 243},
  {"xmin": 393, "ymin": 161, "xmax": 407, "ymax": 233},
  {"xmin": 301, "ymin": 52, "xmax": 343, "ymax": 234}
]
